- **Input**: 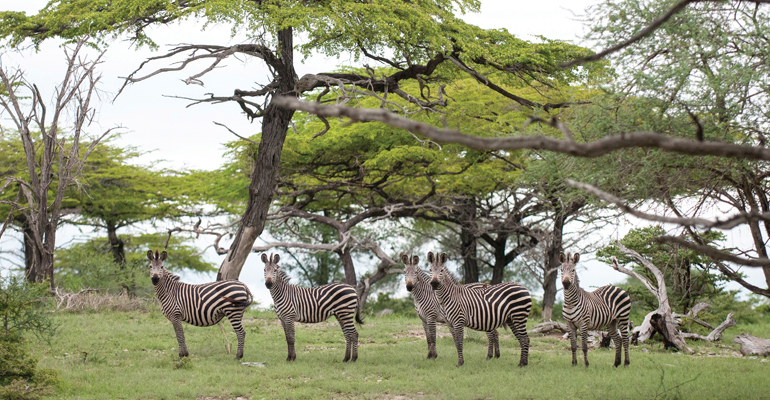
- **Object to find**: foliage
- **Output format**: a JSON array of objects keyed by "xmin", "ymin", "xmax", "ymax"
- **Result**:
[
  {"xmin": 364, "ymin": 292, "xmax": 415, "ymax": 316},
  {"xmin": 597, "ymin": 226, "xmax": 728, "ymax": 314},
  {"xmin": 55, "ymin": 234, "xmax": 215, "ymax": 294},
  {"xmin": 0, "ymin": 276, "xmax": 55, "ymax": 340},
  {"xmin": 0, "ymin": 336, "xmax": 59, "ymax": 400}
]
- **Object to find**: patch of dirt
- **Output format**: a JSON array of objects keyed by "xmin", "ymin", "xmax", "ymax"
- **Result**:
[
  {"xmin": 392, "ymin": 329, "xmax": 452, "ymax": 340},
  {"xmin": 197, "ymin": 396, "xmax": 250, "ymax": 400},
  {"xmin": 363, "ymin": 392, "xmax": 429, "ymax": 400}
]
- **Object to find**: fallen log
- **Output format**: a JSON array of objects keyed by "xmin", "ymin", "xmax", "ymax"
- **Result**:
[
  {"xmin": 733, "ymin": 334, "xmax": 770, "ymax": 356},
  {"xmin": 528, "ymin": 321, "xmax": 570, "ymax": 335}
]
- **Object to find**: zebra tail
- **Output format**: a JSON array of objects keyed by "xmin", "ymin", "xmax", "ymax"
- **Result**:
[{"xmin": 355, "ymin": 309, "xmax": 365, "ymax": 325}]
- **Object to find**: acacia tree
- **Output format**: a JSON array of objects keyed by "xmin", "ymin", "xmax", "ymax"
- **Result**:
[
  {"xmin": 0, "ymin": 0, "xmax": 591, "ymax": 281},
  {"xmin": 273, "ymin": 0, "xmax": 770, "ymax": 297},
  {"xmin": 0, "ymin": 42, "xmax": 118, "ymax": 287}
]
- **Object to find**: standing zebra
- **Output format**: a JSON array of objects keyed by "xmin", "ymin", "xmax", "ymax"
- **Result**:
[
  {"xmin": 402, "ymin": 254, "xmax": 501, "ymax": 360},
  {"xmin": 427, "ymin": 252, "xmax": 532, "ymax": 367},
  {"xmin": 262, "ymin": 253, "xmax": 363, "ymax": 362},
  {"xmin": 560, "ymin": 252, "xmax": 631, "ymax": 367},
  {"xmin": 147, "ymin": 250, "xmax": 253, "ymax": 359}
]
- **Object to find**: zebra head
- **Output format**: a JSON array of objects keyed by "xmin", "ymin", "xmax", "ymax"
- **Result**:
[
  {"xmin": 262, "ymin": 253, "xmax": 281, "ymax": 289},
  {"xmin": 559, "ymin": 252, "xmax": 580, "ymax": 289},
  {"xmin": 427, "ymin": 251, "xmax": 448, "ymax": 290},
  {"xmin": 146, "ymin": 250, "xmax": 168, "ymax": 286},
  {"xmin": 401, "ymin": 253, "xmax": 420, "ymax": 292}
]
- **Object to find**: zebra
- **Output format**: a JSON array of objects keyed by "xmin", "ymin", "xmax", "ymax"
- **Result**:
[
  {"xmin": 402, "ymin": 254, "xmax": 501, "ymax": 360},
  {"xmin": 427, "ymin": 251, "xmax": 532, "ymax": 367},
  {"xmin": 560, "ymin": 252, "xmax": 631, "ymax": 367},
  {"xmin": 262, "ymin": 253, "xmax": 363, "ymax": 362},
  {"xmin": 147, "ymin": 250, "xmax": 253, "ymax": 359}
]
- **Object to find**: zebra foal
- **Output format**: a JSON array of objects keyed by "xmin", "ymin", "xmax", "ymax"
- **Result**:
[
  {"xmin": 262, "ymin": 253, "xmax": 363, "ymax": 362},
  {"xmin": 560, "ymin": 252, "xmax": 631, "ymax": 367},
  {"xmin": 402, "ymin": 254, "xmax": 501, "ymax": 360},
  {"xmin": 427, "ymin": 252, "xmax": 532, "ymax": 367},
  {"xmin": 147, "ymin": 250, "xmax": 253, "ymax": 359}
]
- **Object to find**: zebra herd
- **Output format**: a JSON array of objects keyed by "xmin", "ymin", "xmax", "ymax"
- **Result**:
[{"xmin": 146, "ymin": 249, "xmax": 632, "ymax": 368}]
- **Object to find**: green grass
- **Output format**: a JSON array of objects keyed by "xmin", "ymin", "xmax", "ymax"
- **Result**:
[{"xmin": 27, "ymin": 306, "xmax": 770, "ymax": 400}]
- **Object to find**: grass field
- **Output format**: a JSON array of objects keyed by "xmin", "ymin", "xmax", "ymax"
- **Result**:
[{"xmin": 27, "ymin": 305, "xmax": 770, "ymax": 400}]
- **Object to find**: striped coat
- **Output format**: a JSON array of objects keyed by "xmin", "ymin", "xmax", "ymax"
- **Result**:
[
  {"xmin": 402, "ymin": 254, "xmax": 501, "ymax": 360},
  {"xmin": 262, "ymin": 253, "xmax": 363, "ymax": 362},
  {"xmin": 147, "ymin": 250, "xmax": 253, "ymax": 359},
  {"xmin": 560, "ymin": 252, "xmax": 631, "ymax": 367},
  {"xmin": 427, "ymin": 252, "xmax": 532, "ymax": 367}
]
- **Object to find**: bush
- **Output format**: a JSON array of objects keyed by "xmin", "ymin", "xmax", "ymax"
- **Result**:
[
  {"xmin": 365, "ymin": 293, "xmax": 415, "ymax": 316},
  {"xmin": 0, "ymin": 336, "xmax": 59, "ymax": 400},
  {"xmin": 0, "ymin": 277, "xmax": 59, "ymax": 399},
  {"xmin": 55, "ymin": 246, "xmax": 153, "ymax": 296}
]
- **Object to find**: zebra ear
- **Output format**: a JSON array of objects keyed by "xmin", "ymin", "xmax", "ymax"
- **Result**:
[
  {"xmin": 573, "ymin": 253, "xmax": 580, "ymax": 263},
  {"xmin": 273, "ymin": 254, "xmax": 280, "ymax": 264},
  {"xmin": 559, "ymin": 252, "xmax": 566, "ymax": 263},
  {"xmin": 439, "ymin": 253, "xmax": 447, "ymax": 264},
  {"xmin": 261, "ymin": 253, "xmax": 268, "ymax": 263},
  {"xmin": 427, "ymin": 251, "xmax": 435, "ymax": 263},
  {"xmin": 160, "ymin": 251, "xmax": 167, "ymax": 262},
  {"xmin": 401, "ymin": 253, "xmax": 410, "ymax": 264},
  {"xmin": 412, "ymin": 255, "xmax": 419, "ymax": 265},
  {"xmin": 147, "ymin": 250, "xmax": 154, "ymax": 261}
]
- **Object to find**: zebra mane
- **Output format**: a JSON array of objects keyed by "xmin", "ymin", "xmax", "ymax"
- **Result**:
[
  {"xmin": 275, "ymin": 267, "xmax": 292, "ymax": 283},
  {"xmin": 164, "ymin": 270, "xmax": 181, "ymax": 282},
  {"xmin": 442, "ymin": 265, "xmax": 460, "ymax": 285}
]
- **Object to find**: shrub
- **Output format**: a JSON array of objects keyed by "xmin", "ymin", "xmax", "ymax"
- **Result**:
[
  {"xmin": 0, "ymin": 336, "xmax": 59, "ymax": 400},
  {"xmin": 365, "ymin": 292, "xmax": 415, "ymax": 316}
]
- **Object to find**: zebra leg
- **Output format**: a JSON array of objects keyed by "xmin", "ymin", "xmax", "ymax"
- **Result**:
[
  {"xmin": 568, "ymin": 322, "xmax": 578, "ymax": 366},
  {"xmin": 226, "ymin": 310, "xmax": 246, "ymax": 359},
  {"xmin": 171, "ymin": 317, "xmax": 188, "ymax": 358},
  {"xmin": 282, "ymin": 318, "xmax": 297, "ymax": 362},
  {"xmin": 423, "ymin": 317, "xmax": 438, "ymax": 359},
  {"xmin": 485, "ymin": 330, "xmax": 499, "ymax": 360},
  {"xmin": 337, "ymin": 312, "xmax": 358, "ymax": 362},
  {"xmin": 580, "ymin": 322, "xmax": 590, "ymax": 367},
  {"xmin": 620, "ymin": 320, "xmax": 630, "ymax": 367},
  {"xmin": 509, "ymin": 320, "xmax": 530, "ymax": 367},
  {"xmin": 608, "ymin": 321, "xmax": 622, "ymax": 367},
  {"xmin": 451, "ymin": 324, "xmax": 465, "ymax": 367}
]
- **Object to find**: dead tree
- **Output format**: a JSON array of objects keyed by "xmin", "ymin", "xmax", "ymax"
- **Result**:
[
  {"xmin": 0, "ymin": 41, "xmax": 118, "ymax": 288},
  {"xmin": 610, "ymin": 243, "xmax": 691, "ymax": 352}
]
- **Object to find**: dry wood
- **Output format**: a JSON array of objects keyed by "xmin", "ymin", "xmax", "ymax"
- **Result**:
[
  {"xmin": 733, "ymin": 333, "xmax": 770, "ymax": 356},
  {"xmin": 680, "ymin": 313, "xmax": 735, "ymax": 342},
  {"xmin": 528, "ymin": 321, "xmax": 570, "ymax": 335},
  {"xmin": 218, "ymin": 322, "xmax": 232, "ymax": 355}
]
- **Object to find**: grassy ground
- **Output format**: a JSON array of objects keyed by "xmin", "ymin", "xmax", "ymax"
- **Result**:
[{"xmin": 27, "ymin": 306, "xmax": 770, "ymax": 400}]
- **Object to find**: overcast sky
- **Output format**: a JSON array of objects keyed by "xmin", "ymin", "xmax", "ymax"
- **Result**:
[{"xmin": 2, "ymin": 0, "xmax": 765, "ymax": 305}]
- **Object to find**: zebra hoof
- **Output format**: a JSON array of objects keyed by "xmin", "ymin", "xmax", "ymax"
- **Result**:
[{"xmin": 486, "ymin": 355, "xmax": 492, "ymax": 361}]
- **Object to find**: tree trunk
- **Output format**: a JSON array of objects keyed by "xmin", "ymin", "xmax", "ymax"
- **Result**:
[
  {"xmin": 458, "ymin": 198, "xmax": 478, "ymax": 283},
  {"xmin": 337, "ymin": 246, "xmax": 357, "ymax": 287},
  {"xmin": 542, "ymin": 202, "xmax": 566, "ymax": 321},
  {"xmin": 106, "ymin": 222, "xmax": 126, "ymax": 265},
  {"xmin": 217, "ymin": 28, "xmax": 296, "ymax": 281},
  {"xmin": 490, "ymin": 237, "xmax": 507, "ymax": 285}
]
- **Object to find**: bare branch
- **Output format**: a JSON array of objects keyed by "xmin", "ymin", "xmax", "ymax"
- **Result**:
[
  {"xmin": 561, "ymin": 0, "xmax": 770, "ymax": 68},
  {"xmin": 657, "ymin": 235, "xmax": 770, "ymax": 267},
  {"xmin": 273, "ymin": 97, "xmax": 770, "ymax": 161}
]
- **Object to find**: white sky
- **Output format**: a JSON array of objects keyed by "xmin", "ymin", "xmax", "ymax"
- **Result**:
[{"xmin": 1, "ymin": 0, "xmax": 766, "ymax": 306}]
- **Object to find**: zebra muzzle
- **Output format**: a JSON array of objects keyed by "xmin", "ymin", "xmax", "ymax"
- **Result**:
[
  {"xmin": 265, "ymin": 279, "xmax": 273, "ymax": 289},
  {"xmin": 151, "ymin": 275, "xmax": 160, "ymax": 286},
  {"xmin": 406, "ymin": 282, "xmax": 414, "ymax": 292},
  {"xmin": 430, "ymin": 280, "xmax": 439, "ymax": 290}
]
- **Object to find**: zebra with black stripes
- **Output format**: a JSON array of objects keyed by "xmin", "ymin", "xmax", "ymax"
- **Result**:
[
  {"xmin": 560, "ymin": 252, "xmax": 631, "ymax": 367},
  {"xmin": 427, "ymin": 251, "xmax": 532, "ymax": 367},
  {"xmin": 402, "ymin": 254, "xmax": 501, "ymax": 360},
  {"xmin": 147, "ymin": 250, "xmax": 253, "ymax": 359},
  {"xmin": 262, "ymin": 253, "xmax": 363, "ymax": 362}
]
